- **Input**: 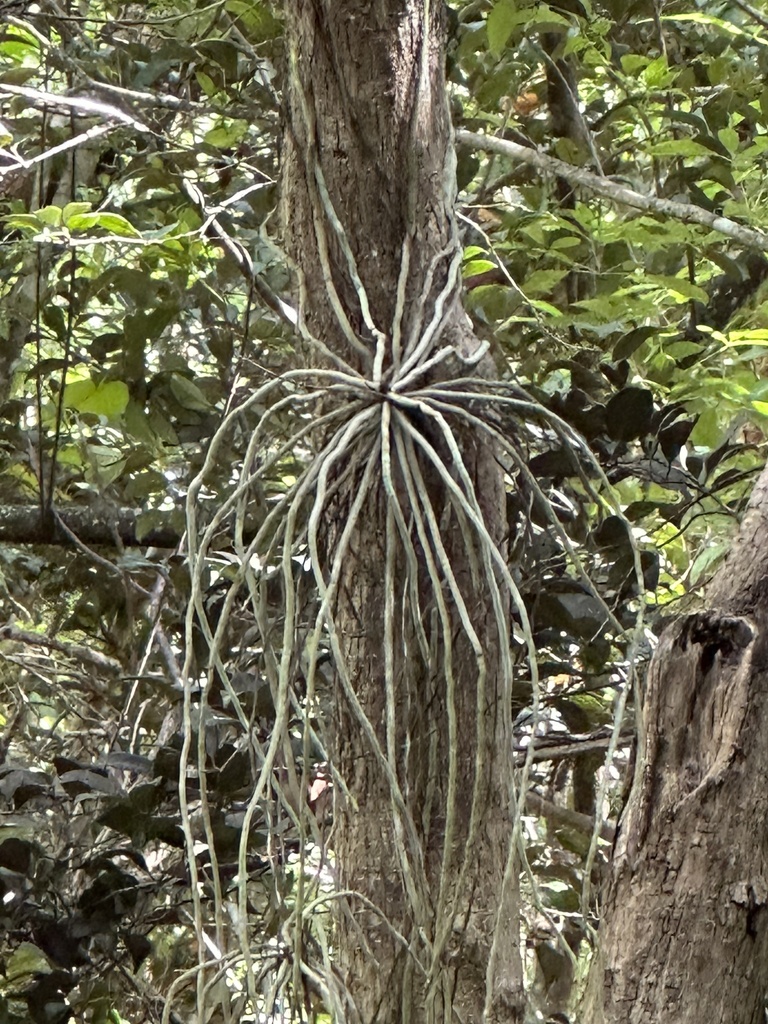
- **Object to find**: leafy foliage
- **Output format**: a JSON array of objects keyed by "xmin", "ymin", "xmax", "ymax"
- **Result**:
[{"xmin": 0, "ymin": 0, "xmax": 767, "ymax": 1021}]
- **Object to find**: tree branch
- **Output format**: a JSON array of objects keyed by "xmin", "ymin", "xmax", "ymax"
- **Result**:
[
  {"xmin": 0, "ymin": 504, "xmax": 182, "ymax": 548},
  {"xmin": 514, "ymin": 730, "xmax": 634, "ymax": 765},
  {"xmin": 456, "ymin": 130, "xmax": 768, "ymax": 253},
  {"xmin": 525, "ymin": 791, "xmax": 615, "ymax": 843},
  {"xmin": 728, "ymin": 0, "xmax": 768, "ymax": 33},
  {"xmin": 0, "ymin": 624, "xmax": 123, "ymax": 675}
]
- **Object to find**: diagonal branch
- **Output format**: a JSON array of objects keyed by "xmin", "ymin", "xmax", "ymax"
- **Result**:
[
  {"xmin": 456, "ymin": 129, "xmax": 768, "ymax": 253},
  {"xmin": 729, "ymin": 0, "xmax": 768, "ymax": 33}
]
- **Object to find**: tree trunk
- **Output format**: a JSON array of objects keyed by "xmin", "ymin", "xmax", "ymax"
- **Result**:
[
  {"xmin": 583, "ymin": 464, "xmax": 768, "ymax": 1023},
  {"xmin": 281, "ymin": 3, "xmax": 523, "ymax": 1022}
]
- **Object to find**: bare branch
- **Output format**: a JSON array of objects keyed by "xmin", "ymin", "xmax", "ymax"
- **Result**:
[
  {"xmin": 0, "ymin": 504, "xmax": 182, "ymax": 548},
  {"xmin": 0, "ymin": 83, "xmax": 151, "ymax": 132},
  {"xmin": 456, "ymin": 129, "xmax": 768, "ymax": 253},
  {"xmin": 525, "ymin": 791, "xmax": 615, "ymax": 843},
  {"xmin": 0, "ymin": 122, "xmax": 115, "ymax": 178},
  {"xmin": 86, "ymin": 78, "xmax": 255, "ymax": 120},
  {"xmin": 514, "ymin": 731, "xmax": 634, "ymax": 765},
  {"xmin": 729, "ymin": 0, "xmax": 768, "ymax": 33},
  {"xmin": 178, "ymin": 178, "xmax": 297, "ymax": 327},
  {"xmin": 0, "ymin": 623, "xmax": 122, "ymax": 675}
]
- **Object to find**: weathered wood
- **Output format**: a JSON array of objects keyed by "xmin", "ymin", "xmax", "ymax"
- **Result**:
[{"xmin": 584, "ymin": 463, "xmax": 768, "ymax": 1023}]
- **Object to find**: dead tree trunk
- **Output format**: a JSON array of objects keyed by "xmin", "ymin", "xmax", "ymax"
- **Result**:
[
  {"xmin": 280, "ymin": 3, "xmax": 523, "ymax": 1022},
  {"xmin": 584, "ymin": 464, "xmax": 768, "ymax": 1023}
]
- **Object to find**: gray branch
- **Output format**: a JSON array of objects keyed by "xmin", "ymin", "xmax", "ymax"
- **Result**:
[
  {"xmin": 0, "ymin": 504, "xmax": 181, "ymax": 548},
  {"xmin": 456, "ymin": 129, "xmax": 768, "ymax": 253}
]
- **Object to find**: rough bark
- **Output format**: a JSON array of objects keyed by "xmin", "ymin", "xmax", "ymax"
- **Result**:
[
  {"xmin": 281, "ymin": 3, "xmax": 523, "ymax": 1022},
  {"xmin": 583, "ymin": 464, "xmax": 768, "ymax": 1024}
]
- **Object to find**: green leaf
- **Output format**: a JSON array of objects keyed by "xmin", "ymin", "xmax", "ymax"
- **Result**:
[
  {"xmin": 613, "ymin": 326, "xmax": 656, "ymax": 360},
  {"xmin": 62, "ymin": 201, "xmax": 93, "ymax": 224},
  {"xmin": 198, "ymin": 39, "xmax": 240, "ymax": 79},
  {"xmin": 4, "ymin": 213, "xmax": 42, "ymax": 230},
  {"xmin": 124, "ymin": 398, "xmax": 157, "ymax": 444},
  {"xmin": 527, "ymin": 4, "xmax": 570, "ymax": 29},
  {"xmin": 528, "ymin": 298, "xmax": 564, "ymax": 316},
  {"xmin": 204, "ymin": 120, "xmax": 249, "ymax": 148},
  {"xmin": 92, "ymin": 212, "xmax": 141, "ymax": 237},
  {"xmin": 63, "ymin": 379, "xmax": 130, "ymax": 419},
  {"xmin": 718, "ymin": 126, "xmax": 740, "ymax": 154},
  {"xmin": 0, "ymin": 23, "xmax": 42, "ymax": 60},
  {"xmin": 722, "ymin": 329, "xmax": 768, "ymax": 346},
  {"xmin": 522, "ymin": 268, "xmax": 568, "ymax": 295},
  {"xmin": 463, "ymin": 259, "xmax": 497, "ymax": 276},
  {"xmin": 645, "ymin": 139, "xmax": 713, "ymax": 159},
  {"xmin": 621, "ymin": 54, "xmax": 649, "ymax": 75},
  {"xmin": 37, "ymin": 205, "xmax": 62, "ymax": 227},
  {"xmin": 224, "ymin": 0, "xmax": 282, "ymax": 39},
  {"xmin": 169, "ymin": 374, "xmax": 211, "ymax": 412},
  {"xmin": 65, "ymin": 212, "xmax": 101, "ymax": 231},
  {"xmin": 642, "ymin": 54, "xmax": 674, "ymax": 88},
  {"xmin": 690, "ymin": 408, "xmax": 721, "ymax": 447},
  {"xmin": 42, "ymin": 304, "xmax": 67, "ymax": 341},
  {"xmin": 66, "ymin": 213, "xmax": 102, "ymax": 232},
  {"xmin": 642, "ymin": 275, "xmax": 709, "ymax": 304},
  {"xmin": 487, "ymin": 0, "xmax": 517, "ymax": 57},
  {"xmin": 6, "ymin": 943, "xmax": 49, "ymax": 984},
  {"xmin": 196, "ymin": 70, "xmax": 217, "ymax": 97}
]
